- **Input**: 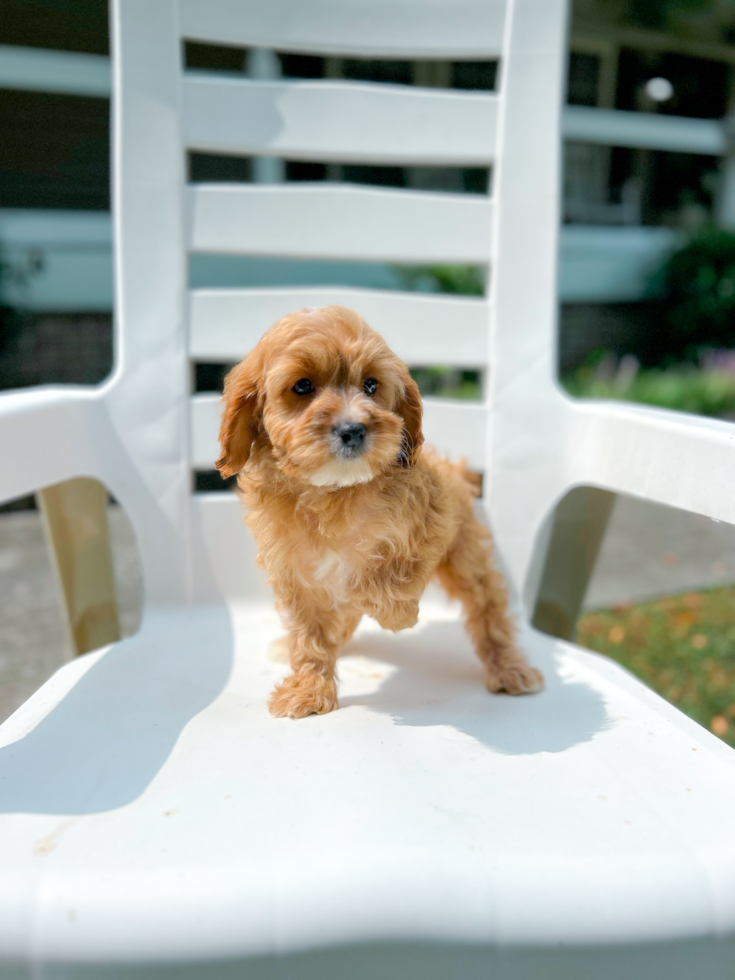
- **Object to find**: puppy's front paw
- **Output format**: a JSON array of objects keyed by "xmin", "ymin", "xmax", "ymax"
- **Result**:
[
  {"xmin": 268, "ymin": 672, "xmax": 338, "ymax": 718},
  {"xmin": 375, "ymin": 600, "xmax": 419, "ymax": 633},
  {"xmin": 485, "ymin": 661, "xmax": 544, "ymax": 696}
]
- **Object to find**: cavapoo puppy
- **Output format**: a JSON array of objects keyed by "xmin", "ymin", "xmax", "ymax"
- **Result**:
[{"xmin": 216, "ymin": 305, "xmax": 543, "ymax": 718}]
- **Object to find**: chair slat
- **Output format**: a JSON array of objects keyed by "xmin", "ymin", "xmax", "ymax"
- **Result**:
[
  {"xmin": 189, "ymin": 288, "xmax": 489, "ymax": 367},
  {"xmin": 186, "ymin": 185, "xmax": 493, "ymax": 264},
  {"xmin": 421, "ymin": 397, "xmax": 486, "ymax": 470},
  {"xmin": 191, "ymin": 393, "xmax": 222, "ymax": 471},
  {"xmin": 190, "ymin": 393, "xmax": 486, "ymax": 471},
  {"xmin": 184, "ymin": 76, "xmax": 497, "ymax": 166},
  {"xmin": 179, "ymin": 0, "xmax": 505, "ymax": 58}
]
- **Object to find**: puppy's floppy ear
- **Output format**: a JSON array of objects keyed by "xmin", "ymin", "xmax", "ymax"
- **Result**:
[
  {"xmin": 216, "ymin": 350, "xmax": 264, "ymax": 478},
  {"xmin": 395, "ymin": 367, "xmax": 424, "ymax": 468}
]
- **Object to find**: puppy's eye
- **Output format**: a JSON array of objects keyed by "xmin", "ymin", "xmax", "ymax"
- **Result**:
[
  {"xmin": 292, "ymin": 378, "xmax": 315, "ymax": 396},
  {"xmin": 363, "ymin": 378, "xmax": 378, "ymax": 396}
]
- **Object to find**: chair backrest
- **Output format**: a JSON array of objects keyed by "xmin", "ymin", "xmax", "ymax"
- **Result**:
[{"xmin": 108, "ymin": 0, "xmax": 570, "ymax": 611}]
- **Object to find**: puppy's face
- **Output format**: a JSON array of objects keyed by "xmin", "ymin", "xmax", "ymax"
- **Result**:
[{"xmin": 216, "ymin": 306, "xmax": 423, "ymax": 487}]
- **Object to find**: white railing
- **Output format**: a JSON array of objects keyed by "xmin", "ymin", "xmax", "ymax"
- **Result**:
[
  {"xmin": 562, "ymin": 104, "xmax": 726, "ymax": 156},
  {"xmin": 0, "ymin": 45, "xmax": 110, "ymax": 97}
]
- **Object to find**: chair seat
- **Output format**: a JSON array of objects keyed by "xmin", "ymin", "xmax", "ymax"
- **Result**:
[{"xmin": 2, "ymin": 597, "xmax": 735, "ymax": 978}]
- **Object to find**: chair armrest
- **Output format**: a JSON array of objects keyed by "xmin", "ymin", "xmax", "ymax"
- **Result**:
[
  {"xmin": 569, "ymin": 398, "xmax": 735, "ymax": 525},
  {"xmin": 0, "ymin": 386, "xmax": 103, "ymax": 505}
]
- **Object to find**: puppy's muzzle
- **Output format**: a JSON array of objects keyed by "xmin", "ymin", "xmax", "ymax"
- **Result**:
[{"xmin": 332, "ymin": 421, "xmax": 366, "ymax": 456}]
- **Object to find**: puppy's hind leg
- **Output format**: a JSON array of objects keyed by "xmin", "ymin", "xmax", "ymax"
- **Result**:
[{"xmin": 436, "ymin": 510, "xmax": 543, "ymax": 696}]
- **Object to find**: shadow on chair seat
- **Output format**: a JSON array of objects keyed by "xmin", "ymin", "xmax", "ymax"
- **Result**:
[
  {"xmin": 0, "ymin": 604, "xmax": 610, "ymax": 815},
  {"xmin": 338, "ymin": 618, "xmax": 610, "ymax": 755},
  {"xmin": 0, "ymin": 603, "xmax": 234, "ymax": 815}
]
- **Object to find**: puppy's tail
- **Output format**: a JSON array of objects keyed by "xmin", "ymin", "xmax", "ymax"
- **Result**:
[{"xmin": 454, "ymin": 457, "xmax": 482, "ymax": 498}]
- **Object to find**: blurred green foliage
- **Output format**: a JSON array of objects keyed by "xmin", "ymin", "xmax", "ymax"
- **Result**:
[
  {"xmin": 0, "ymin": 248, "xmax": 20, "ymax": 358},
  {"xmin": 410, "ymin": 366, "xmax": 481, "ymax": 400},
  {"xmin": 628, "ymin": 0, "xmax": 714, "ymax": 30},
  {"xmin": 563, "ymin": 352, "xmax": 735, "ymax": 418},
  {"xmin": 661, "ymin": 227, "xmax": 735, "ymax": 361},
  {"xmin": 0, "ymin": 245, "xmax": 43, "ymax": 357},
  {"xmin": 566, "ymin": 226, "xmax": 735, "ymax": 414},
  {"xmin": 394, "ymin": 264, "xmax": 484, "ymax": 296}
]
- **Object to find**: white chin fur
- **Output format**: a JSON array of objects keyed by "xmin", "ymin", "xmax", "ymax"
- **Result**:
[{"xmin": 309, "ymin": 457, "xmax": 374, "ymax": 488}]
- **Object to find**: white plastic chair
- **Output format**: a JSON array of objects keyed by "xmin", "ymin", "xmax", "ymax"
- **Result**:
[{"xmin": 2, "ymin": 0, "xmax": 735, "ymax": 976}]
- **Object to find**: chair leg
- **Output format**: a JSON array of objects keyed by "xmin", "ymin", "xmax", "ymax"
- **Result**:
[
  {"xmin": 532, "ymin": 486, "xmax": 617, "ymax": 641},
  {"xmin": 37, "ymin": 478, "xmax": 121, "ymax": 658}
]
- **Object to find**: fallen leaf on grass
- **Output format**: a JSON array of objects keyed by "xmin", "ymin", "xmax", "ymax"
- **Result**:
[
  {"xmin": 712, "ymin": 716, "xmax": 729, "ymax": 737},
  {"xmin": 673, "ymin": 610, "xmax": 697, "ymax": 630},
  {"xmin": 709, "ymin": 668, "xmax": 731, "ymax": 689},
  {"xmin": 683, "ymin": 593, "xmax": 703, "ymax": 609}
]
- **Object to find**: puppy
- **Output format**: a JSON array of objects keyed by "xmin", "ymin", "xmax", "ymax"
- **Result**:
[{"xmin": 216, "ymin": 306, "xmax": 543, "ymax": 718}]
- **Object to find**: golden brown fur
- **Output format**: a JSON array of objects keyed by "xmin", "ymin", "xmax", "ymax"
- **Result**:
[{"xmin": 217, "ymin": 306, "xmax": 543, "ymax": 718}]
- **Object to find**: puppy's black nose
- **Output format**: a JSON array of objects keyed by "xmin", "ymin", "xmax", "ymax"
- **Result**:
[{"xmin": 334, "ymin": 422, "xmax": 366, "ymax": 448}]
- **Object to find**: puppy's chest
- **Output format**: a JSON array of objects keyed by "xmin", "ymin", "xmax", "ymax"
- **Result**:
[
  {"xmin": 305, "ymin": 521, "xmax": 375, "ymax": 602},
  {"xmin": 310, "ymin": 547, "xmax": 355, "ymax": 601}
]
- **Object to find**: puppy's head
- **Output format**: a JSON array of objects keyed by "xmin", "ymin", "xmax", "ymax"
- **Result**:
[{"xmin": 216, "ymin": 306, "xmax": 423, "ymax": 487}]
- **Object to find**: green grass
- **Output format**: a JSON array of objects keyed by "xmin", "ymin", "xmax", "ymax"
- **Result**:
[{"xmin": 576, "ymin": 586, "xmax": 735, "ymax": 747}]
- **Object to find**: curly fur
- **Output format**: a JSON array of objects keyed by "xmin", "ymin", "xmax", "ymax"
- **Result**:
[{"xmin": 217, "ymin": 306, "xmax": 543, "ymax": 718}]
